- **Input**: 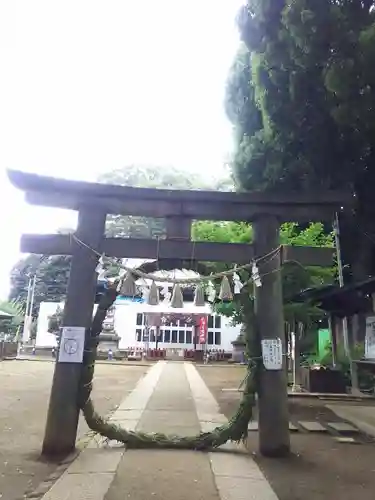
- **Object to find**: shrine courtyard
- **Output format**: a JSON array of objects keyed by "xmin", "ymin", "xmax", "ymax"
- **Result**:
[
  {"xmin": 2, "ymin": 360, "xmax": 375, "ymax": 500},
  {"xmin": 0, "ymin": 360, "xmax": 147, "ymax": 500},
  {"xmin": 199, "ymin": 365, "xmax": 375, "ymax": 500}
]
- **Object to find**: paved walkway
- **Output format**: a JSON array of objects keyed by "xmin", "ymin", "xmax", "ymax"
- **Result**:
[
  {"xmin": 327, "ymin": 403, "xmax": 375, "ymax": 437},
  {"xmin": 41, "ymin": 361, "xmax": 278, "ymax": 500}
]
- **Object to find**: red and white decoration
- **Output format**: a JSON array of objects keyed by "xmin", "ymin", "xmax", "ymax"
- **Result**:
[{"xmin": 199, "ymin": 316, "xmax": 208, "ymax": 344}]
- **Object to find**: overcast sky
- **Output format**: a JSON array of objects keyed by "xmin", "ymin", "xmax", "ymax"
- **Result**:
[{"xmin": 0, "ymin": 0, "xmax": 243, "ymax": 299}]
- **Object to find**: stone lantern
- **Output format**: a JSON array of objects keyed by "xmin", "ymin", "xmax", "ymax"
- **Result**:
[
  {"xmin": 231, "ymin": 325, "xmax": 247, "ymax": 363},
  {"xmin": 97, "ymin": 306, "xmax": 120, "ymax": 356}
]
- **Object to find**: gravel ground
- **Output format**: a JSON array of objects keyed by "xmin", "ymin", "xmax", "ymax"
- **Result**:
[
  {"xmin": 0, "ymin": 360, "xmax": 147, "ymax": 500},
  {"xmin": 198, "ymin": 365, "xmax": 375, "ymax": 500}
]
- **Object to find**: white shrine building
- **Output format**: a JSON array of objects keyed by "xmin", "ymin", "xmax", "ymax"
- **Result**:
[
  {"xmin": 36, "ymin": 298, "xmax": 240, "ymax": 352},
  {"xmin": 35, "ymin": 264, "xmax": 241, "ymax": 352}
]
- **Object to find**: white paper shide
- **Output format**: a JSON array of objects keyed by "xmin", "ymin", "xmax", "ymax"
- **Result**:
[
  {"xmin": 58, "ymin": 326, "xmax": 86, "ymax": 363},
  {"xmin": 261, "ymin": 338, "xmax": 283, "ymax": 370}
]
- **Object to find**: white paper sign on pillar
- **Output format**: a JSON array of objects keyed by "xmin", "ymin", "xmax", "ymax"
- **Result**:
[
  {"xmin": 58, "ymin": 326, "xmax": 86, "ymax": 363},
  {"xmin": 261, "ymin": 338, "xmax": 283, "ymax": 370}
]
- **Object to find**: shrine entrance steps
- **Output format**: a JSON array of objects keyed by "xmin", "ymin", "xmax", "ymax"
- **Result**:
[{"xmin": 39, "ymin": 361, "xmax": 278, "ymax": 500}]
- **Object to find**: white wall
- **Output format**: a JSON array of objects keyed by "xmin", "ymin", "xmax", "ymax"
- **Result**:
[
  {"xmin": 36, "ymin": 302, "xmax": 63, "ymax": 347},
  {"xmin": 115, "ymin": 301, "xmax": 138, "ymax": 349},
  {"xmin": 114, "ymin": 300, "xmax": 240, "ymax": 351},
  {"xmin": 36, "ymin": 300, "xmax": 241, "ymax": 351},
  {"xmin": 221, "ymin": 317, "xmax": 241, "ymax": 352},
  {"xmin": 36, "ymin": 302, "xmax": 99, "ymax": 348}
]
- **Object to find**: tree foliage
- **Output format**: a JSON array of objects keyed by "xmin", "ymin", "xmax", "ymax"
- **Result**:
[
  {"xmin": 193, "ymin": 220, "xmax": 335, "ymax": 326},
  {"xmin": 0, "ymin": 299, "xmax": 25, "ymax": 339},
  {"xmin": 227, "ymin": 0, "xmax": 375, "ymax": 280},
  {"xmin": 9, "ymin": 255, "xmax": 71, "ymax": 315}
]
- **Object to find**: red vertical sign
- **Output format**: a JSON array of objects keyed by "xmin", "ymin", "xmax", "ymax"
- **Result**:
[{"xmin": 199, "ymin": 316, "xmax": 208, "ymax": 344}]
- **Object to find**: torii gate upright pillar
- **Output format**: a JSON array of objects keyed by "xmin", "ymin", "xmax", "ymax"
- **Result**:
[
  {"xmin": 253, "ymin": 215, "xmax": 290, "ymax": 457},
  {"xmin": 42, "ymin": 207, "xmax": 106, "ymax": 457}
]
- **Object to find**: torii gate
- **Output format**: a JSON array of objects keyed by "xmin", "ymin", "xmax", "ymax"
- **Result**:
[{"xmin": 7, "ymin": 169, "xmax": 350, "ymax": 458}]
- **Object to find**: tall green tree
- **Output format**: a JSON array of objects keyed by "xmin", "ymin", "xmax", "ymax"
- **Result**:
[{"xmin": 228, "ymin": 0, "xmax": 375, "ymax": 281}]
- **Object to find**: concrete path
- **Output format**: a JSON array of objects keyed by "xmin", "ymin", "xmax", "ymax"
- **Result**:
[
  {"xmin": 40, "ymin": 361, "xmax": 278, "ymax": 500},
  {"xmin": 327, "ymin": 403, "xmax": 375, "ymax": 437}
]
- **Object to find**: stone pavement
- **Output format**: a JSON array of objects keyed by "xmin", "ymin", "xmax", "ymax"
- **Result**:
[
  {"xmin": 40, "ymin": 361, "xmax": 278, "ymax": 500},
  {"xmin": 327, "ymin": 403, "xmax": 375, "ymax": 437}
]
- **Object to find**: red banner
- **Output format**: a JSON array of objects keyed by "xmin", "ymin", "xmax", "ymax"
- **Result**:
[{"xmin": 199, "ymin": 316, "xmax": 208, "ymax": 344}]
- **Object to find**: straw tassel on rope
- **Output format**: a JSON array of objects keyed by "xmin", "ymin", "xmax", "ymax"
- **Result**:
[
  {"xmin": 119, "ymin": 271, "xmax": 137, "ymax": 297},
  {"xmin": 148, "ymin": 281, "xmax": 159, "ymax": 306},
  {"xmin": 219, "ymin": 276, "xmax": 233, "ymax": 302},
  {"xmin": 194, "ymin": 284, "xmax": 205, "ymax": 307},
  {"xmin": 171, "ymin": 283, "xmax": 184, "ymax": 308}
]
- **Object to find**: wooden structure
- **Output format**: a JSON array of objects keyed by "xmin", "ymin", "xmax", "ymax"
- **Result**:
[
  {"xmin": 293, "ymin": 278, "xmax": 375, "ymax": 382},
  {"xmin": 293, "ymin": 278, "xmax": 375, "ymax": 319},
  {"xmin": 293, "ymin": 278, "xmax": 375, "ymax": 348},
  {"xmin": 7, "ymin": 169, "xmax": 351, "ymax": 458}
]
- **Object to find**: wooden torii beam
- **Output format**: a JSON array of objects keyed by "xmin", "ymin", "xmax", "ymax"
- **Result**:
[
  {"xmin": 20, "ymin": 233, "xmax": 335, "ymax": 267},
  {"xmin": 8, "ymin": 169, "xmax": 350, "ymax": 223},
  {"xmin": 7, "ymin": 169, "xmax": 350, "ymax": 459}
]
